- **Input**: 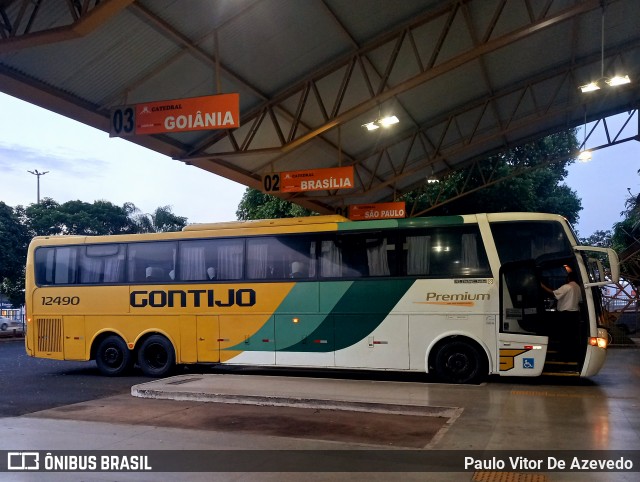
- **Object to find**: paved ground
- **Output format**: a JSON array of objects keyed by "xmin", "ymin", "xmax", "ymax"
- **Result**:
[{"xmin": 0, "ymin": 338, "xmax": 638, "ymax": 481}]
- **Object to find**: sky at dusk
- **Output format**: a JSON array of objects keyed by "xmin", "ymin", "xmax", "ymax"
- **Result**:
[{"xmin": 0, "ymin": 92, "xmax": 638, "ymax": 237}]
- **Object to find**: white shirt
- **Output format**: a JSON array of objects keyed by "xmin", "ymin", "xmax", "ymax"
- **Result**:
[{"xmin": 553, "ymin": 281, "xmax": 582, "ymax": 311}]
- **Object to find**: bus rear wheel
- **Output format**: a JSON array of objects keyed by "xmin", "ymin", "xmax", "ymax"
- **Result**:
[
  {"xmin": 137, "ymin": 334, "xmax": 175, "ymax": 377},
  {"xmin": 95, "ymin": 335, "xmax": 132, "ymax": 376},
  {"xmin": 434, "ymin": 340, "xmax": 486, "ymax": 384}
]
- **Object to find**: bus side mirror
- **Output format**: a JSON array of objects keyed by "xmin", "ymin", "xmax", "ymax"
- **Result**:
[{"xmin": 574, "ymin": 247, "xmax": 619, "ymax": 288}]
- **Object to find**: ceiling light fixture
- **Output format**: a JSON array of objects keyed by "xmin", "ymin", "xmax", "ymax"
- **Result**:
[
  {"xmin": 579, "ymin": 4, "xmax": 631, "ymax": 93},
  {"xmin": 362, "ymin": 115, "xmax": 399, "ymax": 131},
  {"xmin": 605, "ymin": 74, "xmax": 631, "ymax": 86},
  {"xmin": 580, "ymin": 82, "xmax": 600, "ymax": 93},
  {"xmin": 578, "ymin": 150, "xmax": 592, "ymax": 162}
]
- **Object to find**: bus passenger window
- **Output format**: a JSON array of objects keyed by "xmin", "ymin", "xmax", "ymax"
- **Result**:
[
  {"xmin": 214, "ymin": 239, "xmax": 244, "ymax": 280},
  {"xmin": 34, "ymin": 247, "xmax": 55, "ymax": 285},
  {"xmin": 79, "ymin": 244, "xmax": 125, "ymax": 284},
  {"xmin": 247, "ymin": 236, "xmax": 315, "ymax": 280},
  {"xmin": 402, "ymin": 227, "xmax": 490, "ymax": 278},
  {"xmin": 319, "ymin": 234, "xmax": 392, "ymax": 278},
  {"xmin": 128, "ymin": 242, "xmax": 177, "ymax": 283},
  {"xmin": 54, "ymin": 247, "xmax": 78, "ymax": 284}
]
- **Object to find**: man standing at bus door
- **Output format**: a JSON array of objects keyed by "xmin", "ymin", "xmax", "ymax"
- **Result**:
[
  {"xmin": 541, "ymin": 271, "xmax": 582, "ymax": 312},
  {"xmin": 541, "ymin": 271, "xmax": 583, "ymax": 359}
]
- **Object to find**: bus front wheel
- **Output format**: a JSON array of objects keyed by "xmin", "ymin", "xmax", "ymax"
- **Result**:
[
  {"xmin": 95, "ymin": 335, "xmax": 132, "ymax": 376},
  {"xmin": 434, "ymin": 340, "xmax": 486, "ymax": 384},
  {"xmin": 137, "ymin": 334, "xmax": 175, "ymax": 377}
]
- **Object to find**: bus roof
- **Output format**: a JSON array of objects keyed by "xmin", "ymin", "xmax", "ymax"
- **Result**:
[{"xmin": 182, "ymin": 215, "xmax": 348, "ymax": 231}]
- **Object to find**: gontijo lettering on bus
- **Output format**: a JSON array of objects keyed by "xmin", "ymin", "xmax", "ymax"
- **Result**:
[
  {"xmin": 130, "ymin": 288, "xmax": 256, "ymax": 308},
  {"xmin": 110, "ymin": 93, "xmax": 240, "ymax": 137}
]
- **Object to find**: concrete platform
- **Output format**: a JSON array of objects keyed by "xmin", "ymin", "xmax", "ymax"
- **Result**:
[
  {"xmin": 131, "ymin": 372, "xmax": 463, "ymax": 418},
  {"xmin": 1, "ymin": 348, "xmax": 639, "ymax": 481}
]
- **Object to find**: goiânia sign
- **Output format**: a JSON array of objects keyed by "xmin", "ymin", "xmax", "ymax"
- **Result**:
[{"xmin": 110, "ymin": 93, "xmax": 240, "ymax": 137}]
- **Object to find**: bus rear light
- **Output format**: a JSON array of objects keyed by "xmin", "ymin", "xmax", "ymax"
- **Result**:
[{"xmin": 589, "ymin": 337, "xmax": 607, "ymax": 349}]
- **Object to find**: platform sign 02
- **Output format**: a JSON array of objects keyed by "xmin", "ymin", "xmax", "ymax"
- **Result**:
[
  {"xmin": 263, "ymin": 166, "xmax": 354, "ymax": 193},
  {"xmin": 110, "ymin": 94, "xmax": 240, "ymax": 137}
]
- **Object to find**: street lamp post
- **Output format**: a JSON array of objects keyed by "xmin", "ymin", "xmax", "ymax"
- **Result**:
[{"xmin": 27, "ymin": 169, "xmax": 49, "ymax": 204}]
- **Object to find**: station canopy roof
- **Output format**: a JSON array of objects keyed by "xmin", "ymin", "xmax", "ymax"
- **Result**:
[{"xmin": 1, "ymin": 0, "xmax": 638, "ymax": 214}]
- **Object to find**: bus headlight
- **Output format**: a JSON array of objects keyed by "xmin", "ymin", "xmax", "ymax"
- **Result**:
[{"xmin": 589, "ymin": 336, "xmax": 608, "ymax": 349}]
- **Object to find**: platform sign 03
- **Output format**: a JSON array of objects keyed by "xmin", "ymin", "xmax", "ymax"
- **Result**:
[{"xmin": 110, "ymin": 94, "xmax": 240, "ymax": 137}]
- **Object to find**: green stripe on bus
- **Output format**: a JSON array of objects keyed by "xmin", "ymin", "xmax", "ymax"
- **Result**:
[
  {"xmin": 396, "ymin": 216, "xmax": 464, "ymax": 228},
  {"xmin": 223, "ymin": 281, "xmax": 353, "ymax": 352},
  {"xmin": 335, "ymin": 215, "xmax": 465, "ymax": 231},
  {"xmin": 282, "ymin": 278, "xmax": 414, "ymax": 352}
]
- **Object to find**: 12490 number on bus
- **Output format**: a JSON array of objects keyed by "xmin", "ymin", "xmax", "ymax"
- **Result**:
[{"xmin": 41, "ymin": 296, "xmax": 80, "ymax": 306}]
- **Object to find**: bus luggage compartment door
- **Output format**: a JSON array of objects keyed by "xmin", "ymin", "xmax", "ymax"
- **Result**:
[
  {"xmin": 63, "ymin": 315, "xmax": 86, "ymax": 360},
  {"xmin": 196, "ymin": 315, "xmax": 220, "ymax": 363},
  {"xmin": 498, "ymin": 333, "xmax": 548, "ymax": 376}
]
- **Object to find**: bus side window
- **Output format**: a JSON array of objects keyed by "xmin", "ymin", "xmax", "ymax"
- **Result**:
[
  {"xmin": 54, "ymin": 247, "xmax": 78, "ymax": 284},
  {"xmin": 128, "ymin": 242, "xmax": 177, "ymax": 283},
  {"xmin": 400, "ymin": 226, "xmax": 491, "ymax": 278},
  {"xmin": 34, "ymin": 247, "xmax": 55, "ymax": 285},
  {"xmin": 79, "ymin": 244, "xmax": 125, "ymax": 284},
  {"xmin": 247, "ymin": 235, "xmax": 315, "ymax": 280},
  {"xmin": 319, "ymin": 234, "xmax": 393, "ymax": 278}
]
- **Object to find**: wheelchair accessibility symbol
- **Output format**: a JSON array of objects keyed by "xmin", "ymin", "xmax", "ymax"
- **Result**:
[{"xmin": 523, "ymin": 358, "xmax": 535, "ymax": 369}]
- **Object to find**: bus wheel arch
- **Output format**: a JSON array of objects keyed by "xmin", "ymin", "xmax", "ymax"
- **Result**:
[
  {"xmin": 93, "ymin": 333, "xmax": 133, "ymax": 376},
  {"xmin": 136, "ymin": 333, "xmax": 176, "ymax": 378},
  {"xmin": 428, "ymin": 336, "xmax": 488, "ymax": 384}
]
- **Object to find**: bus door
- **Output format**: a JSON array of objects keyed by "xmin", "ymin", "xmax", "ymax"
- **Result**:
[{"xmin": 498, "ymin": 260, "xmax": 548, "ymax": 376}]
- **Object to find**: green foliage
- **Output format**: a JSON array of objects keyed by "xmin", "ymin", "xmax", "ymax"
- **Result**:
[
  {"xmin": 401, "ymin": 132, "xmax": 582, "ymax": 224},
  {"xmin": 580, "ymin": 230, "xmax": 612, "ymax": 248},
  {"xmin": 23, "ymin": 198, "xmax": 137, "ymax": 236},
  {"xmin": 236, "ymin": 189, "xmax": 313, "ymax": 220},
  {"xmin": 612, "ymin": 184, "xmax": 640, "ymax": 250},
  {"xmin": 127, "ymin": 205, "xmax": 187, "ymax": 233},
  {"xmin": 0, "ymin": 202, "xmax": 29, "ymax": 306}
]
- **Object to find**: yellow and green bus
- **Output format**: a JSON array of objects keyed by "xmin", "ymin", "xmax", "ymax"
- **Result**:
[{"xmin": 25, "ymin": 213, "xmax": 618, "ymax": 383}]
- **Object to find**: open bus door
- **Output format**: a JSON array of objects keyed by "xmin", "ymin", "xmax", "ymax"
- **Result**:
[{"xmin": 498, "ymin": 260, "xmax": 549, "ymax": 376}]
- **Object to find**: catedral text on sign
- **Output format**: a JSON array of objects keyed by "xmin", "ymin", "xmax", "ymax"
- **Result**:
[{"xmin": 110, "ymin": 93, "xmax": 240, "ymax": 137}]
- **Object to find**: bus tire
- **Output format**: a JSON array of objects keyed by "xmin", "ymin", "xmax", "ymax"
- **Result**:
[
  {"xmin": 95, "ymin": 335, "xmax": 132, "ymax": 376},
  {"xmin": 0, "ymin": 322, "xmax": 7, "ymax": 331},
  {"xmin": 434, "ymin": 339, "xmax": 486, "ymax": 384},
  {"xmin": 137, "ymin": 334, "xmax": 175, "ymax": 377}
]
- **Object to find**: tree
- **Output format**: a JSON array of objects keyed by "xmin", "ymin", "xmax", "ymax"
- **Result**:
[
  {"xmin": 0, "ymin": 202, "xmax": 29, "ymax": 306},
  {"xmin": 236, "ymin": 189, "xmax": 313, "ymax": 220},
  {"xmin": 128, "ymin": 205, "xmax": 187, "ymax": 232},
  {"xmin": 23, "ymin": 198, "xmax": 137, "ymax": 236},
  {"xmin": 611, "ymin": 179, "xmax": 640, "ymax": 290},
  {"xmin": 402, "ymin": 132, "xmax": 582, "ymax": 224},
  {"xmin": 580, "ymin": 230, "xmax": 612, "ymax": 248}
]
